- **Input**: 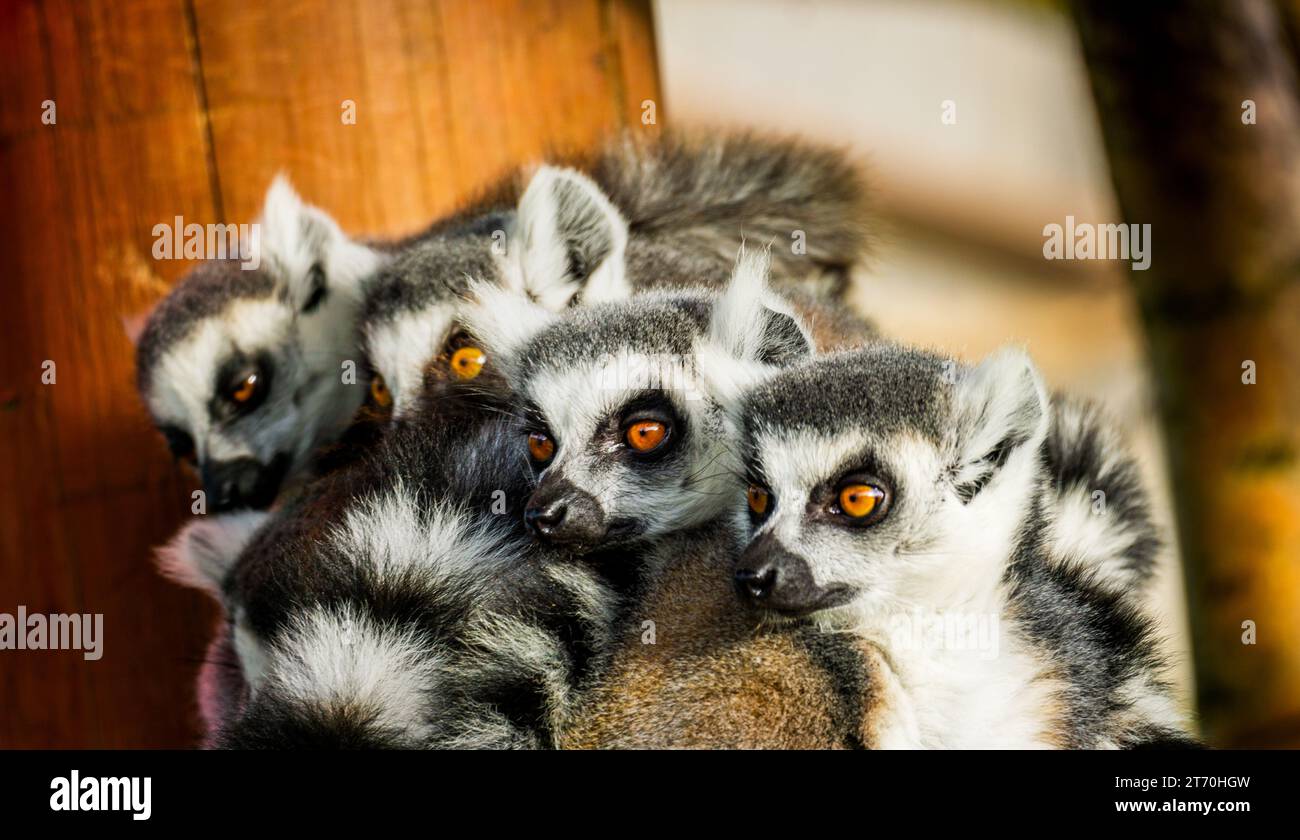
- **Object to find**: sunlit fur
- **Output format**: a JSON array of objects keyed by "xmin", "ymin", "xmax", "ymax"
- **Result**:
[
  {"xmin": 561, "ymin": 518, "xmax": 905, "ymax": 749},
  {"xmin": 136, "ymin": 177, "xmax": 392, "ymax": 504},
  {"xmin": 734, "ymin": 344, "xmax": 1195, "ymax": 748}
]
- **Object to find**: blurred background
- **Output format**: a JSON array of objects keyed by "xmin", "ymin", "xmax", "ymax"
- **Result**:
[{"xmin": 2, "ymin": 0, "xmax": 1297, "ymax": 747}]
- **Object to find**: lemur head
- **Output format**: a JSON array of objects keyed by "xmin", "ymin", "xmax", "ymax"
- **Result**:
[
  {"xmin": 733, "ymin": 344, "xmax": 1051, "ymax": 619},
  {"xmin": 136, "ymin": 177, "xmax": 382, "ymax": 511},
  {"xmin": 463, "ymin": 250, "xmax": 814, "ymax": 549},
  {"xmin": 359, "ymin": 165, "xmax": 631, "ymax": 422}
]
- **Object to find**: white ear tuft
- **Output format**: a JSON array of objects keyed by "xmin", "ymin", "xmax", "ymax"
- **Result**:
[
  {"xmin": 513, "ymin": 165, "xmax": 629, "ymax": 309},
  {"xmin": 254, "ymin": 174, "xmax": 384, "ymax": 313},
  {"xmin": 708, "ymin": 247, "xmax": 814, "ymax": 365},
  {"xmin": 458, "ymin": 280, "xmax": 558, "ymax": 377},
  {"xmin": 156, "ymin": 511, "xmax": 269, "ymax": 599},
  {"xmin": 951, "ymin": 346, "xmax": 1049, "ymax": 496}
]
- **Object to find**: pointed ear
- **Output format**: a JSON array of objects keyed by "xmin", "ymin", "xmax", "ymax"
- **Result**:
[
  {"xmin": 708, "ymin": 248, "xmax": 815, "ymax": 366},
  {"xmin": 254, "ymin": 174, "xmax": 384, "ymax": 314},
  {"xmin": 950, "ymin": 347, "xmax": 1049, "ymax": 502},
  {"xmin": 512, "ymin": 166, "xmax": 629, "ymax": 309},
  {"xmin": 458, "ymin": 280, "xmax": 558, "ymax": 377},
  {"xmin": 156, "ymin": 511, "xmax": 269, "ymax": 599}
]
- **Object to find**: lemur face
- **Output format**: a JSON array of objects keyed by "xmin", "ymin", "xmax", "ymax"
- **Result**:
[
  {"xmin": 136, "ymin": 178, "xmax": 382, "ymax": 511},
  {"xmin": 359, "ymin": 166, "xmax": 633, "ymax": 424},
  {"xmin": 463, "ymin": 250, "xmax": 815, "ymax": 550},
  {"xmin": 734, "ymin": 344, "xmax": 1050, "ymax": 619},
  {"xmin": 515, "ymin": 299, "xmax": 725, "ymax": 547}
]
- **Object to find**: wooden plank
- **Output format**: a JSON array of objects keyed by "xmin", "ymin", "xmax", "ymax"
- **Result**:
[{"xmin": 0, "ymin": 0, "xmax": 220, "ymax": 747}]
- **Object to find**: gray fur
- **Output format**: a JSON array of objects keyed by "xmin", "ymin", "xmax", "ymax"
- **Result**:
[
  {"xmin": 734, "ymin": 344, "xmax": 1192, "ymax": 747},
  {"xmin": 135, "ymin": 261, "xmax": 276, "ymax": 397}
]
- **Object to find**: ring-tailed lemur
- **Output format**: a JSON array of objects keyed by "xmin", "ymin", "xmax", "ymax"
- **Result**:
[
  {"xmin": 158, "ymin": 358, "xmax": 894, "ymax": 750},
  {"xmin": 135, "ymin": 177, "xmax": 391, "ymax": 511},
  {"xmin": 729, "ymin": 344, "xmax": 1195, "ymax": 747},
  {"xmin": 161, "ymin": 379, "xmax": 889, "ymax": 749},
  {"xmin": 138, "ymin": 131, "xmax": 875, "ymax": 512},
  {"xmin": 358, "ymin": 129, "xmax": 877, "ymax": 424},
  {"xmin": 461, "ymin": 249, "xmax": 846, "ymax": 552}
]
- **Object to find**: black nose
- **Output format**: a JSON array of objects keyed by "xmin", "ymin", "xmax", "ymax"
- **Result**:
[
  {"xmin": 523, "ymin": 478, "xmax": 606, "ymax": 546},
  {"xmin": 202, "ymin": 455, "xmax": 288, "ymax": 511},
  {"xmin": 735, "ymin": 564, "xmax": 778, "ymax": 602},
  {"xmin": 524, "ymin": 501, "xmax": 567, "ymax": 537}
]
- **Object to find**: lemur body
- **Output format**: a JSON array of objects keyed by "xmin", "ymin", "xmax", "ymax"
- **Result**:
[
  {"xmin": 163, "ymin": 383, "xmax": 621, "ymax": 747},
  {"xmin": 560, "ymin": 519, "xmax": 903, "ymax": 749},
  {"xmin": 161, "ymin": 382, "xmax": 886, "ymax": 749},
  {"xmin": 732, "ymin": 345, "xmax": 1193, "ymax": 747}
]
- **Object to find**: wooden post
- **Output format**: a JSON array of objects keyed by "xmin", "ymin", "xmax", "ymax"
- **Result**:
[{"xmin": 1072, "ymin": 0, "xmax": 1300, "ymax": 746}]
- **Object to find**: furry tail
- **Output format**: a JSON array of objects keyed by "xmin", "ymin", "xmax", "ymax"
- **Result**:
[
  {"xmin": 1043, "ymin": 395, "xmax": 1162, "ymax": 597},
  {"xmin": 586, "ymin": 130, "xmax": 873, "ymax": 295}
]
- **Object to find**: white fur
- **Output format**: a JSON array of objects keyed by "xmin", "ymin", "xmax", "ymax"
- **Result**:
[
  {"xmin": 257, "ymin": 175, "xmax": 384, "ymax": 310},
  {"xmin": 364, "ymin": 304, "xmax": 457, "ymax": 418},
  {"xmin": 155, "ymin": 511, "xmax": 270, "ymax": 598},
  {"xmin": 507, "ymin": 166, "xmax": 630, "ymax": 308},
  {"xmin": 1051, "ymin": 484, "xmax": 1145, "ymax": 589},
  {"xmin": 951, "ymin": 346, "xmax": 1049, "ymax": 487},
  {"xmin": 459, "ymin": 281, "xmax": 557, "ymax": 375},
  {"xmin": 329, "ymin": 485, "xmax": 514, "ymax": 581},
  {"xmin": 698, "ymin": 250, "xmax": 815, "ymax": 403},
  {"xmin": 265, "ymin": 603, "xmax": 442, "ymax": 741}
]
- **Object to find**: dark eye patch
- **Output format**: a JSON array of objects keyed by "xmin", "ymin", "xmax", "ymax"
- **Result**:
[
  {"xmin": 210, "ymin": 351, "xmax": 275, "ymax": 422},
  {"xmin": 160, "ymin": 425, "xmax": 196, "ymax": 463}
]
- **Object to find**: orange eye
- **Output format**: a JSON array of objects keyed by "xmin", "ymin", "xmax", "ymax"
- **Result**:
[
  {"xmin": 231, "ymin": 372, "xmax": 258, "ymax": 404},
  {"xmin": 369, "ymin": 375, "xmax": 392, "ymax": 408},
  {"xmin": 747, "ymin": 485, "xmax": 770, "ymax": 516},
  {"xmin": 625, "ymin": 420, "xmax": 668, "ymax": 453},
  {"xmin": 450, "ymin": 346, "xmax": 486, "ymax": 379},
  {"xmin": 839, "ymin": 484, "xmax": 884, "ymax": 519},
  {"xmin": 528, "ymin": 432, "xmax": 555, "ymax": 463}
]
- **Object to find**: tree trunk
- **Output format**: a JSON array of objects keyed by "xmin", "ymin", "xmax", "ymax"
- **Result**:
[{"xmin": 1072, "ymin": 0, "xmax": 1300, "ymax": 746}]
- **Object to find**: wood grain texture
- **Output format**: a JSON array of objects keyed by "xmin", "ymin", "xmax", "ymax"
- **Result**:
[{"xmin": 0, "ymin": 0, "xmax": 660, "ymax": 748}]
